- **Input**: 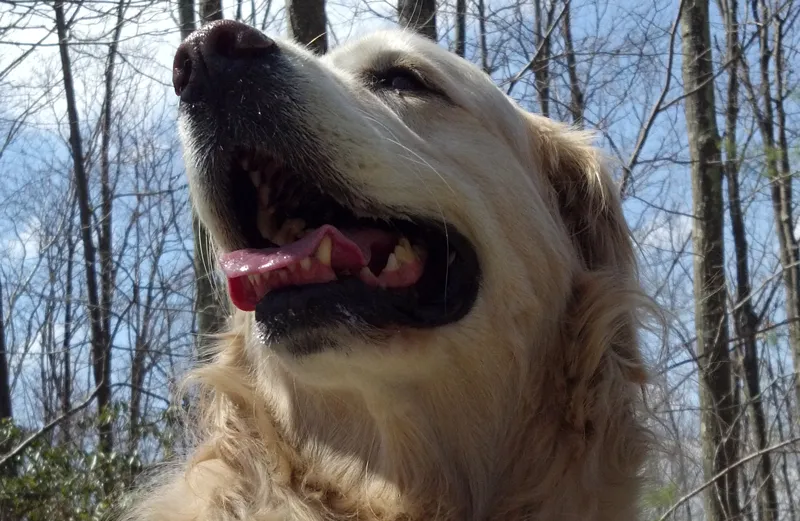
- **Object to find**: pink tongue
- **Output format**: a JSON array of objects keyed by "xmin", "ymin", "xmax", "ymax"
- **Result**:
[{"xmin": 219, "ymin": 224, "xmax": 394, "ymax": 277}]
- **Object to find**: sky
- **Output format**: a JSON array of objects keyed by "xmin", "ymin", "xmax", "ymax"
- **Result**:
[{"xmin": 1, "ymin": 0, "xmax": 798, "ymax": 436}]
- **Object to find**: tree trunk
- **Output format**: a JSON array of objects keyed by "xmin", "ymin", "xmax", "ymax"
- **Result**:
[
  {"xmin": 562, "ymin": 0, "xmax": 584, "ymax": 126},
  {"xmin": 679, "ymin": 1, "xmax": 741, "ymax": 520},
  {"xmin": 454, "ymin": 0, "xmax": 466, "ymax": 57},
  {"xmin": 398, "ymin": 0, "xmax": 437, "ymax": 40},
  {"xmin": 772, "ymin": 5, "xmax": 800, "ymax": 412},
  {"xmin": 60, "ymin": 207, "xmax": 75, "ymax": 441},
  {"xmin": 533, "ymin": 0, "xmax": 554, "ymax": 117},
  {"xmin": 200, "ymin": 0, "xmax": 223, "ymax": 22},
  {"xmin": 477, "ymin": 0, "xmax": 489, "ymax": 72},
  {"xmin": 53, "ymin": 0, "xmax": 113, "ymax": 456},
  {"xmin": 720, "ymin": 0, "xmax": 778, "ymax": 518},
  {"xmin": 287, "ymin": 0, "xmax": 327, "ymax": 53},
  {"xmin": 0, "ymin": 279, "xmax": 12, "ymax": 475},
  {"xmin": 178, "ymin": 0, "xmax": 196, "ymax": 40},
  {"xmin": 0, "ymin": 280, "xmax": 12, "ymax": 521}
]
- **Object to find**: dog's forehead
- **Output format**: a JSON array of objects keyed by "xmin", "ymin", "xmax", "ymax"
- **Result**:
[{"xmin": 324, "ymin": 30, "xmax": 459, "ymax": 76}]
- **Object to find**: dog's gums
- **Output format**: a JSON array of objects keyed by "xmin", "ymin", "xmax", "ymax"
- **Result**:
[{"xmin": 221, "ymin": 225, "xmax": 426, "ymax": 311}]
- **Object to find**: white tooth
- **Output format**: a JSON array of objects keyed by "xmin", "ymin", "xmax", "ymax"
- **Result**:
[
  {"xmin": 249, "ymin": 170, "xmax": 260, "ymax": 186},
  {"xmin": 316, "ymin": 236, "xmax": 332, "ymax": 266},
  {"xmin": 447, "ymin": 251, "xmax": 456, "ymax": 266},
  {"xmin": 278, "ymin": 271, "xmax": 289, "ymax": 283},
  {"xmin": 413, "ymin": 246, "xmax": 426, "ymax": 260},
  {"xmin": 384, "ymin": 253, "xmax": 399, "ymax": 272},
  {"xmin": 394, "ymin": 240, "xmax": 416, "ymax": 264},
  {"xmin": 248, "ymin": 275, "xmax": 259, "ymax": 287},
  {"xmin": 259, "ymin": 184, "xmax": 270, "ymax": 206},
  {"xmin": 260, "ymin": 272, "xmax": 271, "ymax": 283},
  {"xmin": 300, "ymin": 258, "xmax": 312, "ymax": 270},
  {"xmin": 360, "ymin": 267, "xmax": 373, "ymax": 278},
  {"xmin": 287, "ymin": 263, "xmax": 296, "ymax": 273}
]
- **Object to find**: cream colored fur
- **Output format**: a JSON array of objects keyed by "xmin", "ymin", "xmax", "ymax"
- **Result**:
[{"xmin": 123, "ymin": 29, "xmax": 652, "ymax": 521}]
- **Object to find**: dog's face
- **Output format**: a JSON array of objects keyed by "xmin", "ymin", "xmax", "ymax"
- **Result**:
[{"xmin": 173, "ymin": 22, "xmax": 635, "ymax": 387}]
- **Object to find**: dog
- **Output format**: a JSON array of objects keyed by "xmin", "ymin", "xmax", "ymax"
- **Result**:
[{"xmin": 123, "ymin": 20, "xmax": 652, "ymax": 521}]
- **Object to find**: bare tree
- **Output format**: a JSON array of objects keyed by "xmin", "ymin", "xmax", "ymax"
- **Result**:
[
  {"xmin": 679, "ymin": 0, "xmax": 741, "ymax": 519},
  {"xmin": 200, "ymin": 0, "xmax": 223, "ymax": 21},
  {"xmin": 561, "ymin": 0, "xmax": 583, "ymax": 126},
  {"xmin": 719, "ymin": 0, "xmax": 779, "ymax": 517},
  {"xmin": 287, "ymin": 0, "xmax": 327, "ymax": 53},
  {"xmin": 53, "ymin": 0, "xmax": 114, "ymax": 456},
  {"xmin": 454, "ymin": 0, "xmax": 466, "ymax": 56},
  {"xmin": 398, "ymin": 0, "xmax": 437, "ymax": 40}
]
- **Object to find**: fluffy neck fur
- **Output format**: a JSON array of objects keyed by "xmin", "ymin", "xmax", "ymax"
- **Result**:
[{"xmin": 186, "ymin": 285, "xmax": 647, "ymax": 521}]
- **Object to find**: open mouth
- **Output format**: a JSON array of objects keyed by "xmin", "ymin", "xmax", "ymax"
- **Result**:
[{"xmin": 216, "ymin": 148, "xmax": 480, "ymax": 335}]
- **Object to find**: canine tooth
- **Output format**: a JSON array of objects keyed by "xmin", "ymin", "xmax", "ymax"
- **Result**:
[
  {"xmin": 259, "ymin": 184, "xmax": 270, "ymax": 206},
  {"xmin": 360, "ymin": 267, "xmax": 373, "ymax": 278},
  {"xmin": 394, "ymin": 240, "xmax": 416, "ymax": 264},
  {"xmin": 300, "ymin": 258, "xmax": 312, "ymax": 270},
  {"xmin": 248, "ymin": 275, "xmax": 259, "ymax": 287},
  {"xmin": 316, "ymin": 236, "xmax": 332, "ymax": 265},
  {"xmin": 447, "ymin": 251, "xmax": 457, "ymax": 266},
  {"xmin": 384, "ymin": 253, "xmax": 399, "ymax": 272}
]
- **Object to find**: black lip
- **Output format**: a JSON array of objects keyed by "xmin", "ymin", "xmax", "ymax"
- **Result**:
[{"xmin": 253, "ymin": 220, "xmax": 481, "ymax": 356}]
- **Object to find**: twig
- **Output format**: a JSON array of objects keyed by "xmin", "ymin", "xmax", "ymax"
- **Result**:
[
  {"xmin": 657, "ymin": 436, "xmax": 800, "ymax": 521},
  {"xmin": 0, "ymin": 386, "xmax": 101, "ymax": 468},
  {"xmin": 503, "ymin": 0, "xmax": 569, "ymax": 96}
]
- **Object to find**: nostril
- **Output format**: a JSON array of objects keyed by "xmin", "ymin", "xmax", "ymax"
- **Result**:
[
  {"xmin": 171, "ymin": 21, "xmax": 276, "ymax": 101},
  {"xmin": 203, "ymin": 21, "xmax": 276, "ymax": 60},
  {"xmin": 172, "ymin": 46, "xmax": 193, "ymax": 96}
]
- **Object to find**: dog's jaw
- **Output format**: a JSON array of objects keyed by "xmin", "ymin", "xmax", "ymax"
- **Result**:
[{"xmin": 243, "ymin": 289, "xmax": 647, "ymax": 521}]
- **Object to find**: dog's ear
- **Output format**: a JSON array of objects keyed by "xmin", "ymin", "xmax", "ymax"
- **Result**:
[
  {"xmin": 522, "ymin": 112, "xmax": 648, "ymax": 385},
  {"xmin": 522, "ymin": 113, "xmax": 632, "ymax": 273}
]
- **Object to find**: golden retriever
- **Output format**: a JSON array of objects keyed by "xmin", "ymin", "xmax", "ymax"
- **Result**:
[{"xmin": 123, "ymin": 20, "xmax": 651, "ymax": 521}]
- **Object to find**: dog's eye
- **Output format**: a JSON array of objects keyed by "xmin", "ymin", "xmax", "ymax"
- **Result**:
[{"xmin": 371, "ymin": 67, "xmax": 428, "ymax": 93}]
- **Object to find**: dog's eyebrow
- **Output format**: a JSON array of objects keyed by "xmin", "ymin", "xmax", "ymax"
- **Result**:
[{"xmin": 358, "ymin": 50, "xmax": 452, "ymax": 101}]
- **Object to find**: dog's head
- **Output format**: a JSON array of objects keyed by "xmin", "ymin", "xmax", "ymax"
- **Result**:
[{"xmin": 173, "ymin": 21, "xmax": 645, "ymax": 389}]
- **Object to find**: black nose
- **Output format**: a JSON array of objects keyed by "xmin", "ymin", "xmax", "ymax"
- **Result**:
[{"xmin": 173, "ymin": 20, "xmax": 276, "ymax": 99}]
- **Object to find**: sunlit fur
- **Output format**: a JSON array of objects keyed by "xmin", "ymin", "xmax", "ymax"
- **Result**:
[{"xmin": 122, "ymin": 28, "xmax": 653, "ymax": 521}]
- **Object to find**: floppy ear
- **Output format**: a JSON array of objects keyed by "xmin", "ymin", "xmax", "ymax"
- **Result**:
[{"xmin": 522, "ymin": 112, "xmax": 648, "ymax": 385}]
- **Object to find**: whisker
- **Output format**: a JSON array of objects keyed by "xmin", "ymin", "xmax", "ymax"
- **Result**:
[{"xmin": 353, "ymin": 108, "xmax": 453, "ymax": 306}]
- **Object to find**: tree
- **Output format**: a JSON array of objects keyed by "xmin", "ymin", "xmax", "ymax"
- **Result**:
[
  {"xmin": 719, "ymin": 0, "xmax": 779, "ymax": 517},
  {"xmin": 287, "ymin": 0, "xmax": 327, "ymax": 53},
  {"xmin": 454, "ymin": 0, "xmax": 466, "ymax": 57},
  {"xmin": 679, "ymin": 0, "xmax": 741, "ymax": 520},
  {"xmin": 398, "ymin": 0, "xmax": 437, "ymax": 40},
  {"xmin": 53, "ymin": 0, "xmax": 114, "ymax": 458}
]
